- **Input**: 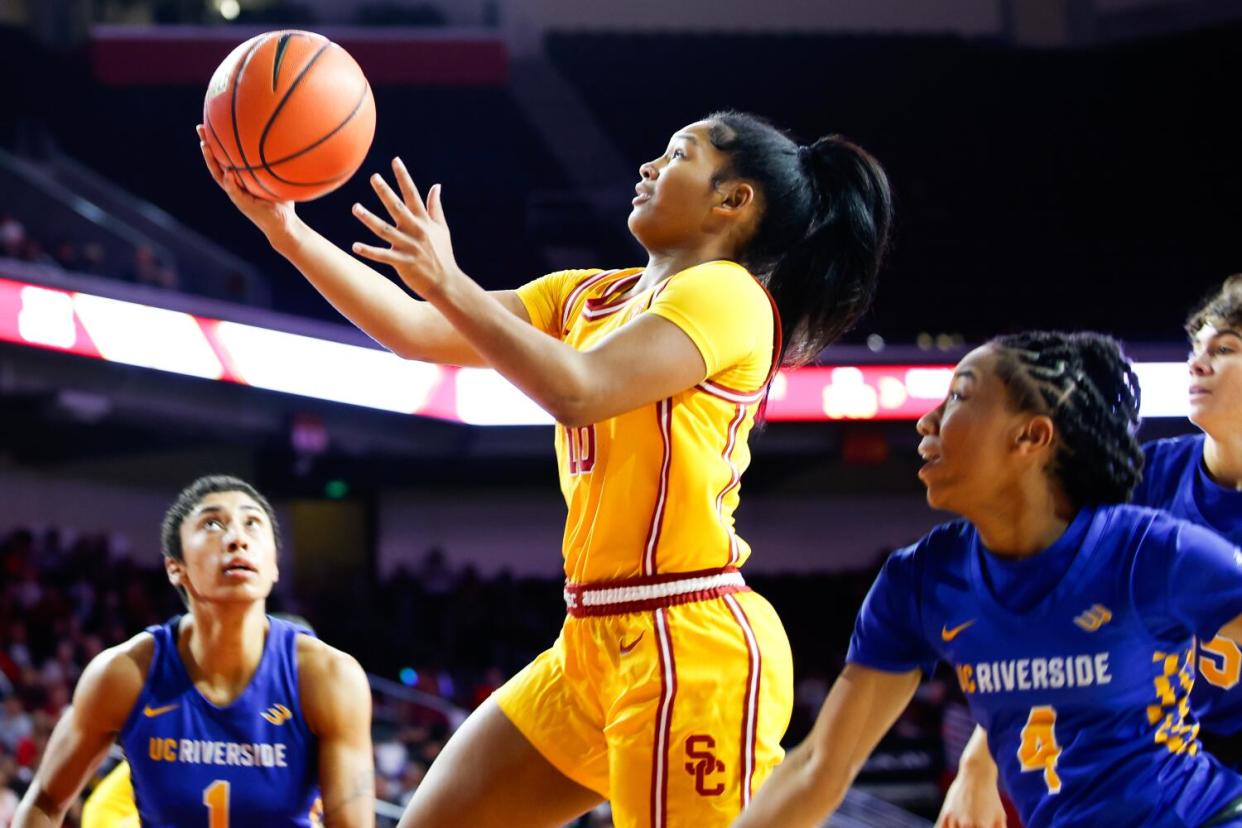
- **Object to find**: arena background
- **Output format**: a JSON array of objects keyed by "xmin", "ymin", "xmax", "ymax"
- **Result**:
[{"xmin": 0, "ymin": 0, "xmax": 1239, "ymax": 824}]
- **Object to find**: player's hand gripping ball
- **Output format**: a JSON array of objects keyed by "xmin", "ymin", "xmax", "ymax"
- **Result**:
[{"xmin": 202, "ymin": 30, "xmax": 376, "ymax": 202}]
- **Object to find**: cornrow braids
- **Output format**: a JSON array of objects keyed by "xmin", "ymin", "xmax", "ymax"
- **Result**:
[{"xmin": 991, "ymin": 331, "xmax": 1144, "ymax": 509}]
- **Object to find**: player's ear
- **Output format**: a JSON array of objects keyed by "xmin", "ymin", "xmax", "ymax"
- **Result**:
[
  {"xmin": 714, "ymin": 180, "xmax": 755, "ymax": 215},
  {"xmin": 165, "ymin": 555, "xmax": 185, "ymax": 588},
  {"xmin": 1014, "ymin": 414, "xmax": 1055, "ymax": 456}
]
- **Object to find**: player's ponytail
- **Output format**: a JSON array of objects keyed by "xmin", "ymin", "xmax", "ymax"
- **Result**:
[
  {"xmin": 707, "ymin": 111, "xmax": 893, "ymax": 365},
  {"xmin": 992, "ymin": 331, "xmax": 1144, "ymax": 508}
]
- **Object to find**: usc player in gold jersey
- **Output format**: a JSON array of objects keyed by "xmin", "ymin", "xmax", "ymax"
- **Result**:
[{"xmin": 198, "ymin": 111, "xmax": 893, "ymax": 827}]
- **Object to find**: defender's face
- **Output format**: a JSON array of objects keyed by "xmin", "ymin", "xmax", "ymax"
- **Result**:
[
  {"xmin": 169, "ymin": 491, "xmax": 279, "ymax": 606},
  {"xmin": 916, "ymin": 346, "xmax": 1033, "ymax": 515},
  {"xmin": 1187, "ymin": 324, "xmax": 1242, "ymax": 438}
]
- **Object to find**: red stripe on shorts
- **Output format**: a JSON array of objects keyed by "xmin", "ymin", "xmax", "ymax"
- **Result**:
[
  {"xmin": 724, "ymin": 593, "xmax": 761, "ymax": 808},
  {"xmin": 651, "ymin": 607, "xmax": 678, "ymax": 828}
]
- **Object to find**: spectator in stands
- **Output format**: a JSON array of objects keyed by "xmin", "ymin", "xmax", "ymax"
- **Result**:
[
  {"xmin": 0, "ymin": 697, "xmax": 32, "ymax": 755},
  {"xmin": 0, "ymin": 213, "xmax": 25, "ymax": 259}
]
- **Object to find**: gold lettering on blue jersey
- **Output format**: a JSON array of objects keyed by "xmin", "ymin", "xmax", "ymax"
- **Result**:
[
  {"xmin": 1074, "ymin": 604, "xmax": 1113, "ymax": 632},
  {"xmin": 262, "ymin": 703, "xmax": 293, "ymax": 725}
]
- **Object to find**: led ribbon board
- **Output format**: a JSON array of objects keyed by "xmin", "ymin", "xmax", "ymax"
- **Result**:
[{"xmin": 0, "ymin": 277, "xmax": 1188, "ymax": 425}]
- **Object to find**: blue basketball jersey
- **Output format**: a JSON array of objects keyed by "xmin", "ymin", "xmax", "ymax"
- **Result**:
[
  {"xmin": 848, "ymin": 505, "xmax": 1242, "ymax": 828},
  {"xmin": 118, "ymin": 616, "xmax": 320, "ymax": 828},
  {"xmin": 1135, "ymin": 434, "xmax": 1242, "ymax": 737}
]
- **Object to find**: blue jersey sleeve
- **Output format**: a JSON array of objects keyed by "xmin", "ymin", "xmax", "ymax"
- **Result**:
[
  {"xmin": 1135, "ymin": 514, "xmax": 1242, "ymax": 641},
  {"xmin": 846, "ymin": 543, "xmax": 939, "ymax": 675}
]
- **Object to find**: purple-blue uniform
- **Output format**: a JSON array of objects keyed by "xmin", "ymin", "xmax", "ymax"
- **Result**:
[
  {"xmin": 849, "ymin": 504, "xmax": 1242, "ymax": 827},
  {"xmin": 1136, "ymin": 434, "xmax": 1242, "ymax": 743},
  {"xmin": 118, "ymin": 616, "xmax": 320, "ymax": 827}
]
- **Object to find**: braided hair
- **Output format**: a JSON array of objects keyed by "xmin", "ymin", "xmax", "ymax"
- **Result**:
[{"xmin": 991, "ymin": 331, "xmax": 1144, "ymax": 509}]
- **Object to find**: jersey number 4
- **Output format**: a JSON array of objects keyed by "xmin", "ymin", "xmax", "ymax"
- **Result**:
[
  {"xmin": 204, "ymin": 780, "xmax": 229, "ymax": 828},
  {"xmin": 1017, "ymin": 706, "xmax": 1063, "ymax": 794}
]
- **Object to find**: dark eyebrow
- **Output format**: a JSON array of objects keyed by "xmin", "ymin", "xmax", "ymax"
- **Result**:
[
  {"xmin": 193, "ymin": 504, "xmax": 264, "ymax": 517},
  {"xmin": 952, "ymin": 368, "xmax": 977, "ymax": 381}
]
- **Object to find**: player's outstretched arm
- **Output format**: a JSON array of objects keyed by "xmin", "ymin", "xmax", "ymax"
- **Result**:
[
  {"xmin": 733, "ymin": 663, "xmax": 921, "ymax": 828},
  {"xmin": 351, "ymin": 160, "xmax": 722, "ymax": 426},
  {"xmin": 936, "ymin": 726, "xmax": 1006, "ymax": 828},
  {"xmin": 299, "ymin": 639, "xmax": 375, "ymax": 828},
  {"xmin": 14, "ymin": 641, "xmax": 147, "ymax": 828},
  {"xmin": 196, "ymin": 127, "xmax": 522, "ymax": 368}
]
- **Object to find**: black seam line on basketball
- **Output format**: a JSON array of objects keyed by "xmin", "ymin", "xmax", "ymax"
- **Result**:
[
  {"xmin": 257, "ymin": 41, "xmax": 332, "ymax": 175},
  {"xmin": 272, "ymin": 32, "xmax": 294, "ymax": 92},
  {"xmin": 231, "ymin": 36, "xmax": 280, "ymax": 200},
  {"xmin": 204, "ymin": 112, "xmax": 239, "ymax": 170},
  {"xmin": 230, "ymin": 83, "xmax": 371, "ymax": 180}
]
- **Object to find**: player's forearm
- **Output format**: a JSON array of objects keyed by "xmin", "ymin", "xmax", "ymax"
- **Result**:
[
  {"xmin": 959, "ymin": 725, "xmax": 998, "ymax": 779},
  {"xmin": 13, "ymin": 788, "xmax": 66, "ymax": 828},
  {"xmin": 271, "ymin": 221, "xmax": 483, "ymax": 365},
  {"xmin": 429, "ymin": 271, "xmax": 599, "ymax": 426},
  {"xmin": 733, "ymin": 741, "xmax": 847, "ymax": 828}
]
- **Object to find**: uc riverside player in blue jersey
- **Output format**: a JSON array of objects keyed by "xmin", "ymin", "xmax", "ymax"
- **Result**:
[
  {"xmin": 14, "ymin": 476, "xmax": 374, "ymax": 828},
  {"xmin": 939, "ymin": 276, "xmax": 1242, "ymax": 827},
  {"xmin": 736, "ymin": 332, "xmax": 1242, "ymax": 828}
]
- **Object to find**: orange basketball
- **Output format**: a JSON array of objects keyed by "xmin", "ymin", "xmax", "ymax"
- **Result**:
[{"xmin": 203, "ymin": 30, "xmax": 376, "ymax": 202}]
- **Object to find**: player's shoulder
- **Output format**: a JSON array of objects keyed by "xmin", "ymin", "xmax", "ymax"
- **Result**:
[
  {"xmin": 295, "ymin": 635, "xmax": 366, "ymax": 689},
  {"xmin": 75, "ymin": 632, "xmax": 156, "ymax": 728},
  {"xmin": 1142, "ymin": 432, "xmax": 1203, "ymax": 472},
  {"xmin": 671, "ymin": 259, "xmax": 763, "ymax": 294},
  {"xmin": 295, "ymin": 636, "xmax": 369, "ymax": 735},
  {"xmin": 882, "ymin": 520, "xmax": 973, "ymax": 582}
]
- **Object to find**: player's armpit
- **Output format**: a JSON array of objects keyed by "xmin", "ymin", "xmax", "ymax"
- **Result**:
[
  {"xmin": 733, "ymin": 663, "xmax": 922, "ymax": 828},
  {"xmin": 299, "ymin": 640, "xmax": 375, "ymax": 828},
  {"xmin": 15, "ymin": 638, "xmax": 149, "ymax": 827}
]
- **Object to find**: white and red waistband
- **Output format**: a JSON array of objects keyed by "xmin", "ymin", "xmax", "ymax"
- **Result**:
[{"xmin": 563, "ymin": 566, "xmax": 748, "ymax": 618}]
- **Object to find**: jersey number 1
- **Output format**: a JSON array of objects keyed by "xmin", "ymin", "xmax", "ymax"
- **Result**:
[
  {"xmin": 204, "ymin": 780, "xmax": 230, "ymax": 828},
  {"xmin": 1017, "ymin": 706, "xmax": 1062, "ymax": 794}
]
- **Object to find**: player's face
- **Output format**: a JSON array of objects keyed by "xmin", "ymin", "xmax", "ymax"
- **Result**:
[
  {"xmin": 1187, "ymin": 323, "xmax": 1242, "ymax": 436},
  {"xmin": 916, "ymin": 346, "xmax": 1037, "ymax": 514},
  {"xmin": 627, "ymin": 121, "xmax": 734, "ymax": 251},
  {"xmin": 170, "ymin": 491, "xmax": 279, "ymax": 606}
]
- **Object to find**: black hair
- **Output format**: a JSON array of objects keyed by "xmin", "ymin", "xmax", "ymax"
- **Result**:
[
  {"xmin": 991, "ymin": 331, "xmax": 1144, "ymax": 509},
  {"xmin": 1186, "ymin": 274, "xmax": 1242, "ymax": 337},
  {"xmin": 161, "ymin": 475, "xmax": 279, "ymax": 605},
  {"xmin": 706, "ymin": 111, "xmax": 893, "ymax": 366}
]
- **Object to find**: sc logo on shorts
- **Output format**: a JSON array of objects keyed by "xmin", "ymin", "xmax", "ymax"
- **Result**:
[{"xmin": 684, "ymin": 734, "xmax": 725, "ymax": 796}]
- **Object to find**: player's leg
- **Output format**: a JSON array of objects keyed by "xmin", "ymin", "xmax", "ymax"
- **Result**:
[
  {"xmin": 397, "ymin": 698, "xmax": 603, "ymax": 828},
  {"xmin": 400, "ymin": 631, "xmax": 609, "ymax": 828},
  {"xmin": 604, "ymin": 593, "xmax": 794, "ymax": 828}
]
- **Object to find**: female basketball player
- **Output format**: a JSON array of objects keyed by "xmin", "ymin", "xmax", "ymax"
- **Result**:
[
  {"xmin": 14, "ymin": 476, "xmax": 373, "ymax": 827},
  {"xmin": 197, "ymin": 111, "xmax": 893, "ymax": 827},
  {"xmin": 936, "ymin": 276, "xmax": 1242, "ymax": 828},
  {"xmin": 735, "ymin": 331, "xmax": 1242, "ymax": 828}
]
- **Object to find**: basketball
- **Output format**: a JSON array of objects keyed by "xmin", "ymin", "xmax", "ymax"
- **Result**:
[{"xmin": 202, "ymin": 30, "xmax": 376, "ymax": 202}]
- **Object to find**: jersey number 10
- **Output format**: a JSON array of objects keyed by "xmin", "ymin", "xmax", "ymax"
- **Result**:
[{"xmin": 564, "ymin": 425, "xmax": 596, "ymax": 475}]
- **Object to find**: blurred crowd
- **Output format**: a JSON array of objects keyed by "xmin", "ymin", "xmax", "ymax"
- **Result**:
[{"xmin": 0, "ymin": 211, "xmax": 180, "ymax": 291}]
